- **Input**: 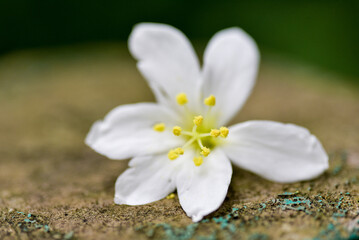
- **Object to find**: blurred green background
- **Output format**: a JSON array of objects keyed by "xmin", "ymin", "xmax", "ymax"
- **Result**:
[{"xmin": 0, "ymin": 0, "xmax": 358, "ymax": 81}]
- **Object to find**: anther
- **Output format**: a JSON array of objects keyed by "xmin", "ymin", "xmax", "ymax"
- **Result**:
[
  {"xmin": 204, "ymin": 95, "xmax": 216, "ymax": 106},
  {"xmin": 210, "ymin": 129, "xmax": 220, "ymax": 137},
  {"xmin": 153, "ymin": 123, "xmax": 165, "ymax": 132},
  {"xmin": 176, "ymin": 93, "xmax": 188, "ymax": 105},
  {"xmin": 172, "ymin": 126, "xmax": 182, "ymax": 136},
  {"xmin": 166, "ymin": 193, "xmax": 176, "ymax": 199},
  {"xmin": 193, "ymin": 115, "xmax": 203, "ymax": 126},
  {"xmin": 200, "ymin": 147, "xmax": 210, "ymax": 157},
  {"xmin": 175, "ymin": 147, "xmax": 184, "ymax": 155},
  {"xmin": 193, "ymin": 156, "xmax": 203, "ymax": 166},
  {"xmin": 168, "ymin": 149, "xmax": 179, "ymax": 160},
  {"xmin": 220, "ymin": 127, "xmax": 229, "ymax": 138}
]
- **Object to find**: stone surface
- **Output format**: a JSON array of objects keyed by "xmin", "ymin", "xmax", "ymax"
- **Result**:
[{"xmin": 0, "ymin": 44, "xmax": 358, "ymax": 240}]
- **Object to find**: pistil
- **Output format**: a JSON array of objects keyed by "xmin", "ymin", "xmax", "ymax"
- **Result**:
[
  {"xmin": 168, "ymin": 114, "xmax": 226, "ymax": 166},
  {"xmin": 156, "ymin": 93, "xmax": 229, "ymax": 166}
]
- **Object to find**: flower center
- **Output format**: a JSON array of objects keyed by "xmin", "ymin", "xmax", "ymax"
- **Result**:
[{"xmin": 153, "ymin": 93, "xmax": 229, "ymax": 167}]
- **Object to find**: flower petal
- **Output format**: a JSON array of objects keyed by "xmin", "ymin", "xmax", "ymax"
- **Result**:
[
  {"xmin": 129, "ymin": 23, "xmax": 201, "ymax": 109},
  {"xmin": 85, "ymin": 103, "xmax": 184, "ymax": 160},
  {"xmin": 222, "ymin": 121, "xmax": 329, "ymax": 183},
  {"xmin": 202, "ymin": 28, "xmax": 260, "ymax": 125},
  {"xmin": 115, "ymin": 154, "xmax": 176, "ymax": 205},
  {"xmin": 176, "ymin": 148, "xmax": 232, "ymax": 222}
]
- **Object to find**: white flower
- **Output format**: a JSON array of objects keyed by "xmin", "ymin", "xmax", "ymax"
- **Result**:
[{"xmin": 85, "ymin": 23, "xmax": 329, "ymax": 222}]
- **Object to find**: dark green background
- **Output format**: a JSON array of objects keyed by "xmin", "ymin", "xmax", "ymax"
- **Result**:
[{"xmin": 1, "ymin": 0, "xmax": 358, "ymax": 80}]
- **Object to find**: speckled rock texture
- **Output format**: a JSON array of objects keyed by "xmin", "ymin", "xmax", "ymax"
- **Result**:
[{"xmin": 0, "ymin": 45, "xmax": 358, "ymax": 240}]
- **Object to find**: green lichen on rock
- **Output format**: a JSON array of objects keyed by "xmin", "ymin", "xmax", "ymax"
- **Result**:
[{"xmin": 0, "ymin": 210, "xmax": 74, "ymax": 239}]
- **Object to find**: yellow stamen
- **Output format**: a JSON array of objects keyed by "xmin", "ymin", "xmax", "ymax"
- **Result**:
[
  {"xmin": 204, "ymin": 95, "xmax": 216, "ymax": 106},
  {"xmin": 193, "ymin": 115, "xmax": 203, "ymax": 126},
  {"xmin": 220, "ymin": 127, "xmax": 229, "ymax": 138},
  {"xmin": 176, "ymin": 93, "xmax": 188, "ymax": 105},
  {"xmin": 153, "ymin": 123, "xmax": 165, "ymax": 132},
  {"xmin": 175, "ymin": 147, "xmax": 184, "ymax": 155},
  {"xmin": 172, "ymin": 126, "xmax": 182, "ymax": 136},
  {"xmin": 210, "ymin": 129, "xmax": 220, "ymax": 137},
  {"xmin": 166, "ymin": 193, "xmax": 176, "ymax": 199},
  {"xmin": 200, "ymin": 147, "xmax": 210, "ymax": 157},
  {"xmin": 168, "ymin": 149, "xmax": 179, "ymax": 160},
  {"xmin": 197, "ymin": 138, "xmax": 204, "ymax": 148},
  {"xmin": 193, "ymin": 156, "xmax": 203, "ymax": 166}
]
